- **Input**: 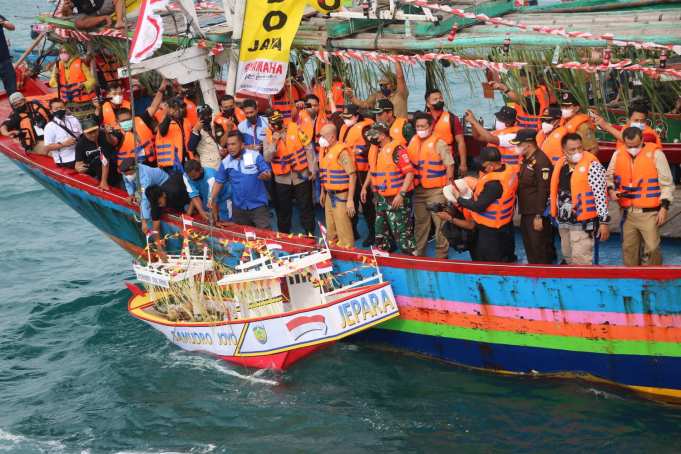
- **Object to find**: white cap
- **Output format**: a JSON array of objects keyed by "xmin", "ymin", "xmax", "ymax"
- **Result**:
[{"xmin": 9, "ymin": 92, "xmax": 24, "ymax": 105}]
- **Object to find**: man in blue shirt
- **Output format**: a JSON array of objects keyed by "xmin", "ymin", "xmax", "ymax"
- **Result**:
[
  {"xmin": 120, "ymin": 159, "xmax": 169, "ymax": 232},
  {"xmin": 0, "ymin": 15, "xmax": 17, "ymax": 95},
  {"xmin": 237, "ymin": 98, "xmax": 268, "ymax": 152},
  {"xmin": 184, "ymin": 159, "xmax": 231, "ymax": 221},
  {"xmin": 209, "ymin": 131, "xmax": 272, "ymax": 229}
]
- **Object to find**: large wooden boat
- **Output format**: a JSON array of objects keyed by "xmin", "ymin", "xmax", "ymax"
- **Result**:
[{"xmin": 1, "ymin": 79, "xmax": 681, "ymax": 400}]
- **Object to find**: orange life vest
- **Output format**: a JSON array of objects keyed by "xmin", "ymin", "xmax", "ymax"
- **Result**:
[
  {"xmin": 612, "ymin": 142, "xmax": 662, "ymax": 209},
  {"xmin": 470, "ymin": 167, "xmax": 518, "ymax": 229},
  {"xmin": 319, "ymin": 143, "xmax": 352, "ymax": 192},
  {"xmin": 271, "ymin": 84, "xmax": 300, "ymax": 122},
  {"xmin": 490, "ymin": 125, "xmax": 522, "ymax": 166},
  {"xmin": 16, "ymin": 103, "xmax": 49, "ymax": 150},
  {"xmin": 550, "ymin": 152, "xmax": 601, "ymax": 222},
  {"xmin": 538, "ymin": 127, "xmax": 565, "ymax": 165},
  {"xmin": 407, "ymin": 133, "xmax": 448, "ymax": 189},
  {"xmin": 432, "ymin": 111, "xmax": 455, "ymax": 145},
  {"xmin": 213, "ymin": 108, "xmax": 245, "ymax": 135},
  {"xmin": 117, "ymin": 117, "xmax": 156, "ymax": 168},
  {"xmin": 369, "ymin": 139, "xmax": 413, "ymax": 197},
  {"xmin": 339, "ymin": 118, "xmax": 374, "ymax": 172},
  {"xmin": 155, "ymin": 119, "xmax": 192, "ymax": 168},
  {"xmin": 389, "ymin": 117, "xmax": 408, "ymax": 145},
  {"xmin": 95, "ymin": 52, "xmax": 119, "ymax": 83},
  {"xmin": 559, "ymin": 113, "xmax": 591, "ymax": 134},
  {"xmin": 58, "ymin": 58, "xmax": 94, "ymax": 103},
  {"xmin": 297, "ymin": 109, "xmax": 329, "ymax": 154},
  {"xmin": 184, "ymin": 97, "xmax": 199, "ymax": 129},
  {"xmin": 267, "ymin": 122, "xmax": 309, "ymax": 175},
  {"xmin": 102, "ymin": 100, "xmax": 131, "ymax": 127},
  {"xmin": 515, "ymin": 85, "xmax": 550, "ymax": 130}
]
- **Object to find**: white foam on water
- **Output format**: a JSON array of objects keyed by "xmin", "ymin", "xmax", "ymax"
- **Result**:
[
  {"xmin": 166, "ymin": 351, "xmax": 279, "ymax": 386},
  {"xmin": 0, "ymin": 428, "xmax": 66, "ymax": 453},
  {"xmin": 114, "ymin": 444, "xmax": 217, "ymax": 454}
]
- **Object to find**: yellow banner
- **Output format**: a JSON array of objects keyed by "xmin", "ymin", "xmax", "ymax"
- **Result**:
[{"xmin": 236, "ymin": 0, "xmax": 341, "ymax": 95}]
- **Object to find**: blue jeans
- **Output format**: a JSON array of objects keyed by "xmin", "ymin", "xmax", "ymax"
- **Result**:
[{"xmin": 0, "ymin": 58, "xmax": 16, "ymax": 95}]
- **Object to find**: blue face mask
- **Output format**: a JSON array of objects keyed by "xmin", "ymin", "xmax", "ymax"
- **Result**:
[
  {"xmin": 380, "ymin": 86, "xmax": 392, "ymax": 97},
  {"xmin": 119, "ymin": 119, "xmax": 133, "ymax": 132}
]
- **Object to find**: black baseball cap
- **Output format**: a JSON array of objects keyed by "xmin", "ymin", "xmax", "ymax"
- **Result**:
[
  {"xmin": 560, "ymin": 91, "xmax": 579, "ymax": 106},
  {"xmin": 495, "ymin": 106, "xmax": 517, "ymax": 124},
  {"xmin": 477, "ymin": 147, "xmax": 501, "ymax": 164},
  {"xmin": 81, "ymin": 115, "xmax": 100, "ymax": 133},
  {"xmin": 341, "ymin": 104, "xmax": 360, "ymax": 118},
  {"xmin": 371, "ymin": 99, "xmax": 394, "ymax": 114},
  {"xmin": 541, "ymin": 105, "xmax": 562, "ymax": 121},
  {"xmin": 510, "ymin": 129, "xmax": 537, "ymax": 145}
]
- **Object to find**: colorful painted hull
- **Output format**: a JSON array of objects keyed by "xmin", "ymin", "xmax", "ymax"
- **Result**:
[
  {"xmin": 127, "ymin": 282, "xmax": 399, "ymax": 370},
  {"xmin": 2, "ymin": 84, "xmax": 681, "ymax": 400}
]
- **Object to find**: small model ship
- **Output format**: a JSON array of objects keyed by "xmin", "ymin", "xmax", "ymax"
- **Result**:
[{"xmin": 127, "ymin": 230, "xmax": 399, "ymax": 370}]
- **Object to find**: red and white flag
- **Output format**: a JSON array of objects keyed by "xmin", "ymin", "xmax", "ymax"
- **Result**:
[
  {"xmin": 318, "ymin": 222, "xmax": 328, "ymax": 245},
  {"xmin": 129, "ymin": 0, "xmax": 169, "ymax": 64}
]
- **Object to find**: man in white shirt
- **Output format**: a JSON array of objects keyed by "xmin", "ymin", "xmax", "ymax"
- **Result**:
[{"xmin": 43, "ymin": 98, "xmax": 83, "ymax": 168}]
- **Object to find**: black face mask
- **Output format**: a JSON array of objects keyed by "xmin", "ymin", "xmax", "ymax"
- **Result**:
[
  {"xmin": 221, "ymin": 108, "xmax": 234, "ymax": 117},
  {"xmin": 15, "ymin": 105, "xmax": 27, "ymax": 114},
  {"xmin": 368, "ymin": 137, "xmax": 381, "ymax": 146},
  {"xmin": 432, "ymin": 101, "xmax": 445, "ymax": 111},
  {"xmin": 52, "ymin": 109, "xmax": 66, "ymax": 120},
  {"xmin": 247, "ymin": 116, "xmax": 258, "ymax": 125}
]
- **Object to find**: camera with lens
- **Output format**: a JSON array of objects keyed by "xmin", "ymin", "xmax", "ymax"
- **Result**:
[
  {"xmin": 426, "ymin": 201, "xmax": 449, "ymax": 213},
  {"xmin": 427, "ymin": 201, "xmax": 474, "ymax": 253},
  {"xmin": 197, "ymin": 104, "xmax": 213, "ymax": 132}
]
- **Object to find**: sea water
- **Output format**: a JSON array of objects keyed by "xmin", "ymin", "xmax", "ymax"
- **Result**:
[{"xmin": 2, "ymin": 2, "xmax": 681, "ymax": 452}]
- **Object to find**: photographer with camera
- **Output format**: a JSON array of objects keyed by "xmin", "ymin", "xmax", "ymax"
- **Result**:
[
  {"xmin": 187, "ymin": 104, "xmax": 222, "ymax": 170},
  {"xmin": 1, "ymin": 92, "xmax": 51, "ymax": 155},
  {"xmin": 431, "ymin": 179, "xmax": 477, "ymax": 259}
]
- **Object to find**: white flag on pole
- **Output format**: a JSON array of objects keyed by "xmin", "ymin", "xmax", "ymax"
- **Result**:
[{"xmin": 129, "ymin": 0, "xmax": 169, "ymax": 64}]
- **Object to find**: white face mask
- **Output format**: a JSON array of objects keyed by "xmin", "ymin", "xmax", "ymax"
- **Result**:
[
  {"xmin": 343, "ymin": 118, "xmax": 356, "ymax": 127},
  {"xmin": 514, "ymin": 145, "xmax": 526, "ymax": 156},
  {"xmin": 318, "ymin": 136, "xmax": 330, "ymax": 148},
  {"xmin": 627, "ymin": 146, "xmax": 642, "ymax": 156},
  {"xmin": 629, "ymin": 122, "xmax": 645, "ymax": 130},
  {"xmin": 416, "ymin": 129, "xmax": 430, "ymax": 139},
  {"xmin": 495, "ymin": 120, "xmax": 506, "ymax": 131},
  {"xmin": 111, "ymin": 94, "xmax": 123, "ymax": 105},
  {"xmin": 568, "ymin": 152, "xmax": 583, "ymax": 164},
  {"xmin": 561, "ymin": 108, "xmax": 575, "ymax": 119},
  {"xmin": 541, "ymin": 122, "xmax": 555, "ymax": 134}
]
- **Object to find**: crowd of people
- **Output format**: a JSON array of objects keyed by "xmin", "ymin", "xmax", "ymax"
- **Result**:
[{"xmin": 1, "ymin": 46, "xmax": 676, "ymax": 266}]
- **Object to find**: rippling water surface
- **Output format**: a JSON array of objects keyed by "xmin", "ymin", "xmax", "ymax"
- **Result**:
[{"xmin": 2, "ymin": 3, "xmax": 681, "ymax": 452}]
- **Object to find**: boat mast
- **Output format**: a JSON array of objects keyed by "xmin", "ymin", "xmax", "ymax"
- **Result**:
[{"xmin": 224, "ymin": 0, "xmax": 246, "ymax": 95}]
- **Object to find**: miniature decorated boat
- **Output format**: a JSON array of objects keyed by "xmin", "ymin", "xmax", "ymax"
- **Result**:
[{"xmin": 127, "ymin": 233, "xmax": 399, "ymax": 370}]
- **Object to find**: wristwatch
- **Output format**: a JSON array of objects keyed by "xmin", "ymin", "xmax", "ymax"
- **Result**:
[{"xmin": 399, "ymin": 191, "xmax": 407, "ymax": 197}]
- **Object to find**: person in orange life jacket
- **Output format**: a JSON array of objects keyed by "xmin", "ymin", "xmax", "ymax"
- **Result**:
[
  {"xmin": 591, "ymin": 100, "xmax": 662, "ymax": 148},
  {"xmin": 213, "ymin": 94, "xmax": 245, "ymax": 145},
  {"xmin": 1, "ymin": 92, "xmax": 50, "ymax": 155},
  {"xmin": 97, "ymin": 81, "xmax": 131, "ymax": 127},
  {"xmin": 491, "ymin": 68, "xmax": 550, "ymax": 128},
  {"xmin": 49, "ymin": 47, "xmax": 96, "ymax": 104},
  {"xmin": 557, "ymin": 91, "xmax": 598, "ymax": 155},
  {"xmin": 361, "ymin": 122, "xmax": 417, "ymax": 255},
  {"xmin": 510, "ymin": 129, "xmax": 556, "ymax": 264},
  {"xmin": 43, "ymin": 98, "xmax": 83, "ymax": 169},
  {"xmin": 237, "ymin": 98, "xmax": 269, "ymax": 152},
  {"xmin": 106, "ymin": 107, "xmax": 156, "ymax": 169},
  {"xmin": 318, "ymin": 123, "xmax": 357, "ymax": 248},
  {"xmin": 436, "ymin": 178, "xmax": 479, "ymax": 259},
  {"xmin": 550, "ymin": 133, "xmax": 610, "ymax": 265},
  {"xmin": 407, "ymin": 111, "xmax": 455, "ymax": 258},
  {"xmin": 372, "ymin": 99, "xmax": 415, "ymax": 144},
  {"xmin": 187, "ymin": 104, "xmax": 222, "ymax": 170},
  {"xmin": 298, "ymin": 94, "xmax": 328, "ymax": 206},
  {"xmin": 345, "ymin": 62, "xmax": 409, "ymax": 119},
  {"xmin": 156, "ymin": 97, "xmax": 194, "ymax": 174},
  {"xmin": 456, "ymin": 147, "xmax": 518, "ymax": 263},
  {"xmin": 605, "ymin": 127, "xmax": 674, "ymax": 266},
  {"xmin": 74, "ymin": 115, "xmax": 120, "ymax": 190},
  {"xmin": 61, "ymin": 0, "xmax": 127, "ymax": 30},
  {"xmin": 271, "ymin": 79, "xmax": 303, "ymax": 123},
  {"xmin": 263, "ymin": 110, "xmax": 316, "ymax": 235},
  {"xmin": 340, "ymin": 104, "xmax": 376, "ymax": 246},
  {"xmin": 465, "ymin": 106, "xmax": 522, "ymax": 169},
  {"xmin": 178, "ymin": 83, "xmax": 199, "ymax": 129},
  {"xmin": 536, "ymin": 105, "xmax": 564, "ymax": 165},
  {"xmin": 425, "ymin": 89, "xmax": 468, "ymax": 176}
]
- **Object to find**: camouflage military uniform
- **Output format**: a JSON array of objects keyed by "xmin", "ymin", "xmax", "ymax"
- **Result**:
[{"xmin": 374, "ymin": 192, "xmax": 416, "ymax": 254}]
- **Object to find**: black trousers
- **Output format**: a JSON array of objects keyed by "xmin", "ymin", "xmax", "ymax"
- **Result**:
[
  {"xmin": 473, "ymin": 223, "xmax": 516, "ymax": 263},
  {"xmin": 520, "ymin": 214, "xmax": 556, "ymax": 264},
  {"xmin": 232, "ymin": 206, "xmax": 271, "ymax": 230},
  {"xmin": 274, "ymin": 180, "xmax": 315, "ymax": 235},
  {"xmin": 352, "ymin": 171, "xmax": 376, "ymax": 239},
  {"xmin": 0, "ymin": 59, "xmax": 17, "ymax": 95}
]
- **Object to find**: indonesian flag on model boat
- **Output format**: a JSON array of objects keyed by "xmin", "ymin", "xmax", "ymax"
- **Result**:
[
  {"xmin": 286, "ymin": 314, "xmax": 327, "ymax": 340},
  {"xmin": 129, "ymin": 0, "xmax": 169, "ymax": 64}
]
